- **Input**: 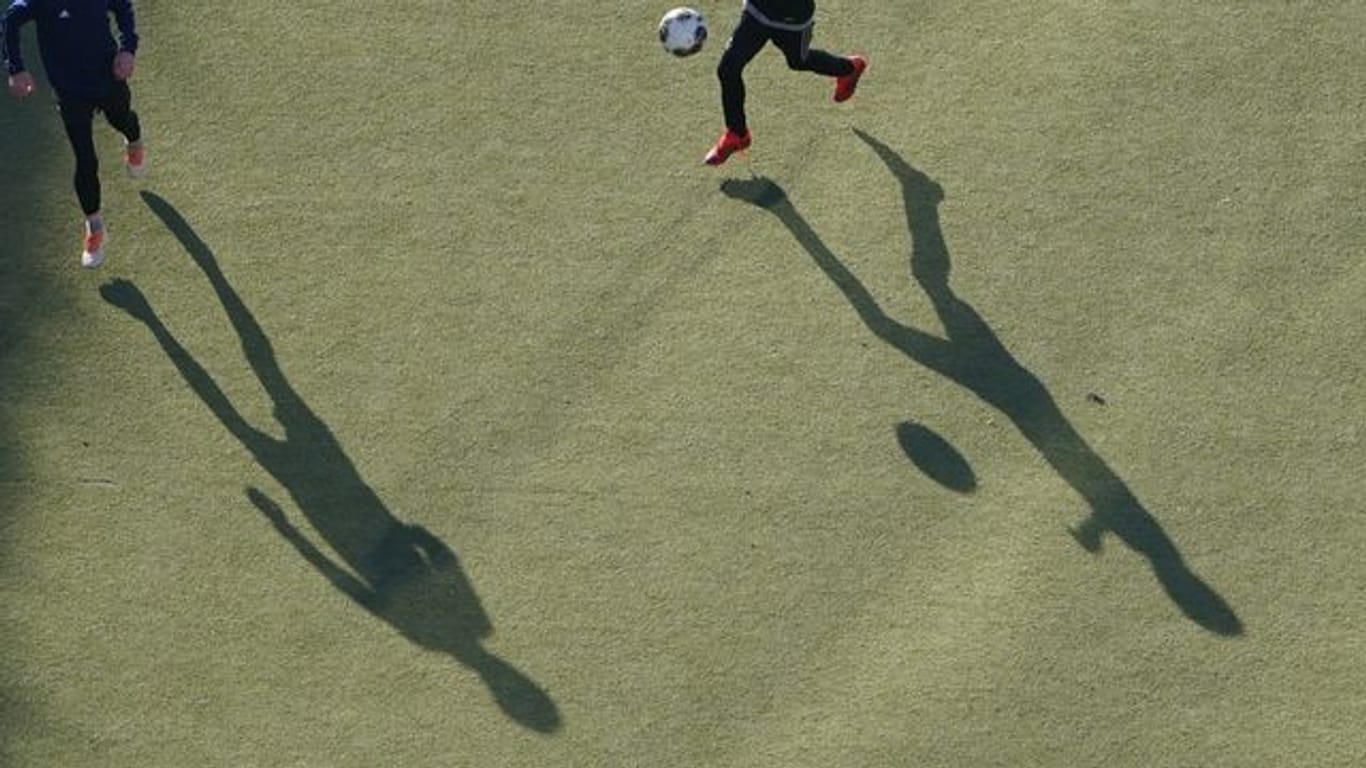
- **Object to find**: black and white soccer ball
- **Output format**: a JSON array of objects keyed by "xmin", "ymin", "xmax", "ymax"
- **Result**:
[{"xmin": 658, "ymin": 7, "xmax": 707, "ymax": 57}]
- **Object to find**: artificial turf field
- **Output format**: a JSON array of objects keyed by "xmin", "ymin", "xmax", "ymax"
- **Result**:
[{"xmin": 3, "ymin": 1, "xmax": 1366, "ymax": 765}]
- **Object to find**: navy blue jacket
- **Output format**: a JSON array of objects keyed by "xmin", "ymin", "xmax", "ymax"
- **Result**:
[
  {"xmin": 746, "ymin": 0, "xmax": 816, "ymax": 30},
  {"xmin": 3, "ymin": 0, "xmax": 138, "ymax": 101}
]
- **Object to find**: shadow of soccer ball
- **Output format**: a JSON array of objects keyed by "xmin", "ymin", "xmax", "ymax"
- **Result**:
[{"xmin": 895, "ymin": 421, "xmax": 977, "ymax": 494}]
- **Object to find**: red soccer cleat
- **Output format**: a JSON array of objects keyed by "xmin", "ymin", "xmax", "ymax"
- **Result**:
[
  {"xmin": 704, "ymin": 129, "xmax": 752, "ymax": 166},
  {"xmin": 833, "ymin": 55, "xmax": 868, "ymax": 103}
]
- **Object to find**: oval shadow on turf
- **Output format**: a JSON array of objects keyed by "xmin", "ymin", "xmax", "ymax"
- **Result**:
[{"xmin": 896, "ymin": 421, "xmax": 976, "ymax": 493}]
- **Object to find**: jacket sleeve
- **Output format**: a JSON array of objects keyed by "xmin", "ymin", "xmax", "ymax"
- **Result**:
[
  {"xmin": 3, "ymin": 0, "xmax": 34, "ymax": 75},
  {"xmin": 110, "ymin": 0, "xmax": 138, "ymax": 54}
]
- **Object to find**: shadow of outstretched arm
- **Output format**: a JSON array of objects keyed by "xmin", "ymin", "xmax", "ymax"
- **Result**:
[{"xmin": 247, "ymin": 487, "xmax": 380, "ymax": 610}]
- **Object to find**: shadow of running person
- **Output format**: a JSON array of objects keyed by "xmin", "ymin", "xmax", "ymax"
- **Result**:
[
  {"xmin": 99, "ymin": 192, "xmax": 562, "ymax": 731},
  {"xmin": 720, "ymin": 132, "xmax": 1243, "ymax": 636}
]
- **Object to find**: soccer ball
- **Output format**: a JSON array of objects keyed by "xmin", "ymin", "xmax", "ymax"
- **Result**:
[{"xmin": 658, "ymin": 7, "xmax": 707, "ymax": 57}]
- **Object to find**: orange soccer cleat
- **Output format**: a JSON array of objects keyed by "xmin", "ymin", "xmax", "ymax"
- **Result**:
[
  {"xmin": 124, "ymin": 140, "xmax": 147, "ymax": 178},
  {"xmin": 81, "ymin": 228, "xmax": 105, "ymax": 269}
]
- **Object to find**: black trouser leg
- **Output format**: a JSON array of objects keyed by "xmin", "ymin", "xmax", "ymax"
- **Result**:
[
  {"xmin": 771, "ymin": 24, "xmax": 854, "ymax": 76},
  {"xmin": 58, "ymin": 99, "xmax": 101, "ymax": 216},
  {"xmin": 716, "ymin": 13, "xmax": 769, "ymax": 134},
  {"xmin": 101, "ymin": 81, "xmax": 141, "ymax": 145}
]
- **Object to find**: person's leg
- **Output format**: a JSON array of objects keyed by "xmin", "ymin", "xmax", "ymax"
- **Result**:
[
  {"xmin": 770, "ymin": 25, "xmax": 866, "ymax": 102},
  {"xmin": 58, "ymin": 99, "xmax": 102, "ymax": 217},
  {"xmin": 716, "ymin": 12, "xmax": 771, "ymax": 135},
  {"xmin": 770, "ymin": 24, "xmax": 854, "ymax": 77},
  {"xmin": 58, "ymin": 98, "xmax": 108, "ymax": 266},
  {"xmin": 100, "ymin": 81, "xmax": 141, "ymax": 142},
  {"xmin": 100, "ymin": 81, "xmax": 146, "ymax": 177}
]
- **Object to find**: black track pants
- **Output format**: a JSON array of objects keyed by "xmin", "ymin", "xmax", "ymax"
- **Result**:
[
  {"xmin": 59, "ymin": 81, "xmax": 141, "ymax": 216},
  {"xmin": 715, "ymin": 11, "xmax": 854, "ymax": 135}
]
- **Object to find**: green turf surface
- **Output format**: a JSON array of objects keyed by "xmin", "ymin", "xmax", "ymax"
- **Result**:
[{"xmin": 3, "ymin": 1, "xmax": 1366, "ymax": 765}]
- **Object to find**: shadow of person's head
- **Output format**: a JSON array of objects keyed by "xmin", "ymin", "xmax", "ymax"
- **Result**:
[{"xmin": 372, "ymin": 535, "xmax": 562, "ymax": 733}]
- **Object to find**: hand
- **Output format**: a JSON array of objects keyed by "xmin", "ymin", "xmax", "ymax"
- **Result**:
[
  {"xmin": 1068, "ymin": 518, "xmax": 1104, "ymax": 553},
  {"xmin": 7, "ymin": 71, "xmax": 34, "ymax": 99},
  {"xmin": 246, "ymin": 487, "xmax": 291, "ymax": 530},
  {"xmin": 112, "ymin": 51, "xmax": 136, "ymax": 81}
]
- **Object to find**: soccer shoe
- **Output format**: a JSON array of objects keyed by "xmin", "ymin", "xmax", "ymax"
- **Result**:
[
  {"xmin": 81, "ymin": 229, "xmax": 105, "ymax": 269},
  {"xmin": 704, "ymin": 129, "xmax": 752, "ymax": 166},
  {"xmin": 124, "ymin": 140, "xmax": 147, "ymax": 179},
  {"xmin": 833, "ymin": 55, "xmax": 868, "ymax": 103}
]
